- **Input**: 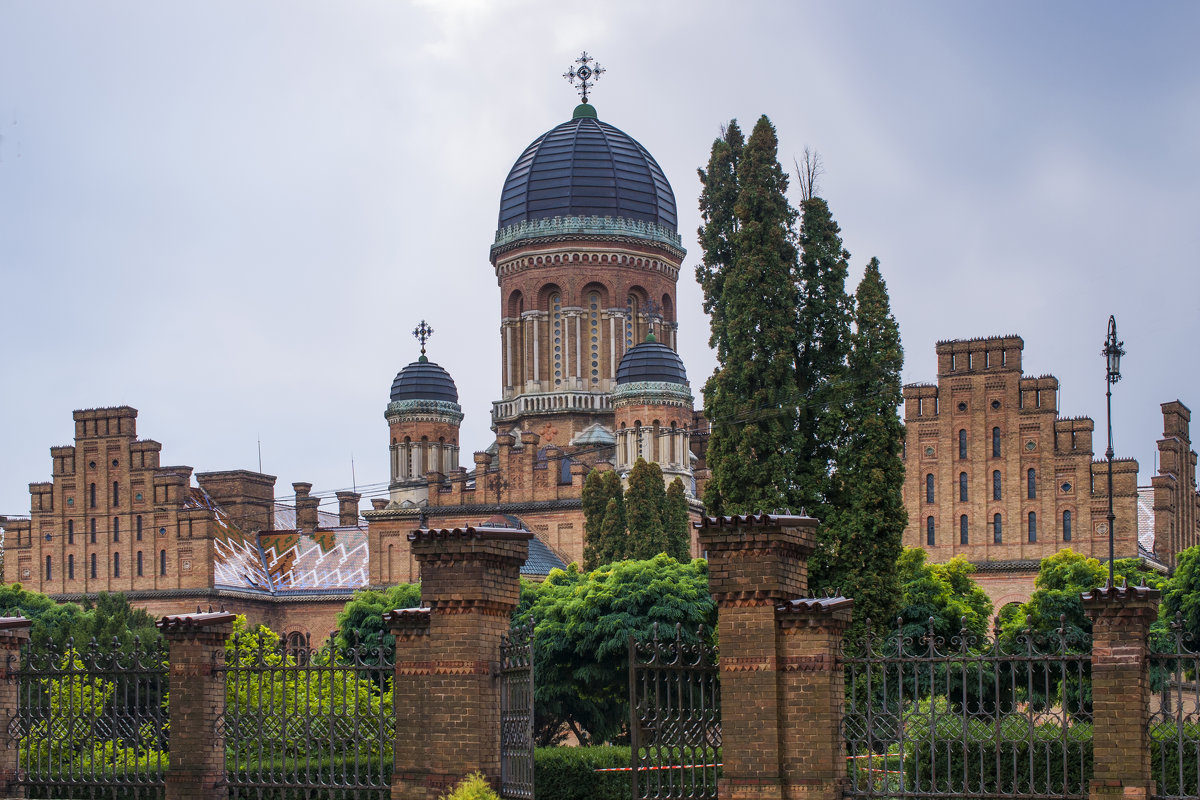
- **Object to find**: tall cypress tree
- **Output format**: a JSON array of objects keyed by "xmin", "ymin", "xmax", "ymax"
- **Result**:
[
  {"xmin": 814, "ymin": 258, "xmax": 907, "ymax": 644},
  {"xmin": 792, "ymin": 196, "xmax": 854, "ymax": 518},
  {"xmin": 625, "ymin": 458, "xmax": 668, "ymax": 560},
  {"xmin": 696, "ymin": 121, "xmax": 743, "ymax": 361},
  {"xmin": 664, "ymin": 477, "xmax": 692, "ymax": 562},
  {"xmin": 699, "ymin": 116, "xmax": 802, "ymax": 515},
  {"xmin": 597, "ymin": 498, "xmax": 626, "ymax": 565},
  {"xmin": 581, "ymin": 468, "xmax": 608, "ymax": 569}
]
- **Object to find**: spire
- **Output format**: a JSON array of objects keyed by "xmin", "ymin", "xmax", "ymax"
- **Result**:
[
  {"xmin": 412, "ymin": 320, "xmax": 434, "ymax": 363},
  {"xmin": 563, "ymin": 51, "xmax": 604, "ymax": 105}
]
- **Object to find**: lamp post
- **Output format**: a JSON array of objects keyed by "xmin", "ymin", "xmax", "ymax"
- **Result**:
[{"xmin": 1102, "ymin": 315, "xmax": 1125, "ymax": 589}]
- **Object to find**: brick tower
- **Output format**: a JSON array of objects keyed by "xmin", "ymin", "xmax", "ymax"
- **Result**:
[
  {"xmin": 386, "ymin": 324, "xmax": 463, "ymax": 507},
  {"xmin": 488, "ymin": 88, "xmax": 686, "ymax": 453},
  {"xmin": 612, "ymin": 333, "xmax": 695, "ymax": 492}
]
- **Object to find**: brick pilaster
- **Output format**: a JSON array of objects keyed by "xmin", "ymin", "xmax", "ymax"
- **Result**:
[
  {"xmin": 0, "ymin": 618, "xmax": 32, "ymax": 797},
  {"xmin": 387, "ymin": 526, "xmax": 531, "ymax": 800},
  {"xmin": 387, "ymin": 608, "xmax": 431, "ymax": 800},
  {"xmin": 1083, "ymin": 585, "xmax": 1160, "ymax": 800},
  {"xmin": 696, "ymin": 513, "xmax": 818, "ymax": 800},
  {"xmin": 157, "ymin": 610, "xmax": 236, "ymax": 800},
  {"xmin": 777, "ymin": 598, "xmax": 853, "ymax": 800}
]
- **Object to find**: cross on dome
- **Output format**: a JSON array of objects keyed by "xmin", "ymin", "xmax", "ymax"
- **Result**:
[
  {"xmin": 563, "ymin": 51, "xmax": 605, "ymax": 104},
  {"xmin": 412, "ymin": 320, "xmax": 434, "ymax": 360}
]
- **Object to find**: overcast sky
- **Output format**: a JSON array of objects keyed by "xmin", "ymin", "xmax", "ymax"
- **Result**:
[{"xmin": 1, "ymin": 1, "xmax": 1197, "ymax": 519}]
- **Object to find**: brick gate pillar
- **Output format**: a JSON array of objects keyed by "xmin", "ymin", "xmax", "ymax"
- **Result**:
[
  {"xmin": 0, "ymin": 617, "xmax": 32, "ymax": 797},
  {"xmin": 1083, "ymin": 585, "xmax": 1161, "ymax": 800},
  {"xmin": 157, "ymin": 610, "xmax": 236, "ymax": 800},
  {"xmin": 387, "ymin": 525, "xmax": 532, "ymax": 800},
  {"xmin": 698, "ymin": 513, "xmax": 850, "ymax": 800}
]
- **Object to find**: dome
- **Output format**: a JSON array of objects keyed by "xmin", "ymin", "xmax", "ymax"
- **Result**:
[
  {"xmin": 616, "ymin": 340, "xmax": 688, "ymax": 386},
  {"xmin": 389, "ymin": 358, "xmax": 459, "ymax": 403},
  {"xmin": 497, "ymin": 106, "xmax": 677, "ymax": 232}
]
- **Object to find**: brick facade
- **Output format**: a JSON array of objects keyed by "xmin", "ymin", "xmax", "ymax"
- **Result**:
[{"xmin": 1150, "ymin": 401, "xmax": 1200, "ymax": 568}]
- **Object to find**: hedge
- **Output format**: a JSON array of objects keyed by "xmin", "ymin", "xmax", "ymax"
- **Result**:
[{"xmin": 534, "ymin": 746, "xmax": 630, "ymax": 800}]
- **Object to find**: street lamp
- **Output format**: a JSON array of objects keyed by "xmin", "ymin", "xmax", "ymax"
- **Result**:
[{"xmin": 1102, "ymin": 315, "xmax": 1125, "ymax": 589}]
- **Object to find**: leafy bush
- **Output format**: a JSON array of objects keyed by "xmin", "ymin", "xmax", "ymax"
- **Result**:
[
  {"xmin": 534, "ymin": 746, "xmax": 630, "ymax": 800},
  {"xmin": 439, "ymin": 772, "xmax": 499, "ymax": 800}
]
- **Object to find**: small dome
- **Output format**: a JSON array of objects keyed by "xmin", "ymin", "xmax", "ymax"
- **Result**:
[
  {"xmin": 616, "ymin": 340, "xmax": 688, "ymax": 386},
  {"xmin": 389, "ymin": 358, "xmax": 458, "ymax": 403},
  {"xmin": 498, "ymin": 110, "xmax": 677, "ymax": 232}
]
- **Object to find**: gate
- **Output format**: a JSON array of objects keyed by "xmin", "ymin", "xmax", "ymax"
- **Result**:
[
  {"xmin": 8, "ymin": 635, "xmax": 169, "ymax": 800},
  {"xmin": 499, "ymin": 619, "xmax": 535, "ymax": 799},
  {"xmin": 628, "ymin": 623, "xmax": 720, "ymax": 800}
]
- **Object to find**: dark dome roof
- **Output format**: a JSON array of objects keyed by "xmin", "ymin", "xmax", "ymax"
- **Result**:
[
  {"xmin": 498, "ymin": 107, "xmax": 677, "ymax": 232},
  {"xmin": 389, "ymin": 358, "xmax": 458, "ymax": 404},
  {"xmin": 616, "ymin": 340, "xmax": 688, "ymax": 386}
]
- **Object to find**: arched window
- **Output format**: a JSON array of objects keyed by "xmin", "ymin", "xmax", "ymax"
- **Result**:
[
  {"xmin": 90, "ymin": 552, "xmax": 97, "ymax": 579},
  {"xmin": 90, "ymin": 483, "xmax": 96, "ymax": 508},
  {"xmin": 958, "ymin": 429, "xmax": 967, "ymax": 459},
  {"xmin": 925, "ymin": 474, "xmax": 934, "ymax": 503},
  {"xmin": 113, "ymin": 553, "xmax": 120, "ymax": 578},
  {"xmin": 960, "ymin": 515, "xmax": 969, "ymax": 545},
  {"xmin": 1063, "ymin": 510, "xmax": 1073, "ymax": 542},
  {"xmin": 993, "ymin": 470, "xmax": 1002, "ymax": 501},
  {"xmin": 90, "ymin": 518, "xmax": 97, "ymax": 544},
  {"xmin": 588, "ymin": 292, "xmax": 600, "ymax": 385},
  {"xmin": 67, "ymin": 519, "xmax": 74, "ymax": 544},
  {"xmin": 926, "ymin": 517, "xmax": 935, "ymax": 546},
  {"xmin": 160, "ymin": 550, "xmax": 167, "ymax": 576},
  {"xmin": 1027, "ymin": 468, "xmax": 1037, "ymax": 499},
  {"xmin": 137, "ymin": 551, "xmax": 144, "ymax": 577},
  {"xmin": 993, "ymin": 513, "xmax": 1003, "ymax": 543},
  {"xmin": 45, "ymin": 555, "xmax": 52, "ymax": 580},
  {"xmin": 1028, "ymin": 511, "xmax": 1037, "ymax": 543},
  {"xmin": 136, "ymin": 515, "xmax": 143, "ymax": 541},
  {"xmin": 68, "ymin": 554, "xmax": 75, "ymax": 580},
  {"xmin": 112, "ymin": 481, "xmax": 119, "ymax": 506},
  {"xmin": 992, "ymin": 427, "xmax": 1001, "ymax": 458},
  {"xmin": 551, "ymin": 292, "xmax": 563, "ymax": 387},
  {"xmin": 113, "ymin": 517, "xmax": 120, "ymax": 542},
  {"xmin": 959, "ymin": 472, "xmax": 968, "ymax": 502}
]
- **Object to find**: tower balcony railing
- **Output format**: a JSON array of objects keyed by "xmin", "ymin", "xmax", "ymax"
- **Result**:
[{"xmin": 492, "ymin": 391, "xmax": 612, "ymax": 425}]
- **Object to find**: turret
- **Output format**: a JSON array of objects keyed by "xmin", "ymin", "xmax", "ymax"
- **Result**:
[{"xmin": 612, "ymin": 334, "xmax": 694, "ymax": 493}]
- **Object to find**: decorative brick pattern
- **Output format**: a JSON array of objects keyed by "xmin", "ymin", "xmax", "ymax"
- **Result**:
[
  {"xmin": 0, "ymin": 618, "xmax": 32, "ymax": 796},
  {"xmin": 387, "ymin": 526, "xmax": 531, "ymax": 800},
  {"xmin": 1083, "ymin": 585, "xmax": 1161, "ymax": 800},
  {"xmin": 157, "ymin": 610, "xmax": 236, "ymax": 800},
  {"xmin": 697, "ymin": 514, "xmax": 851, "ymax": 800}
]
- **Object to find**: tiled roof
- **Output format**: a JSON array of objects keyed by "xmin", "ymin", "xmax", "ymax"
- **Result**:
[{"xmin": 1137, "ymin": 487, "xmax": 1156, "ymax": 555}]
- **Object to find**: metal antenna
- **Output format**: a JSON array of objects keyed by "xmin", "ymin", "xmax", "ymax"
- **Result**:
[{"xmin": 563, "ymin": 51, "xmax": 605, "ymax": 103}]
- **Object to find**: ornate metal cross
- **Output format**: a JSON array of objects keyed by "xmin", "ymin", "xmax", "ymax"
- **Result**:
[
  {"xmin": 563, "ymin": 51, "xmax": 605, "ymax": 103},
  {"xmin": 412, "ymin": 320, "xmax": 434, "ymax": 356}
]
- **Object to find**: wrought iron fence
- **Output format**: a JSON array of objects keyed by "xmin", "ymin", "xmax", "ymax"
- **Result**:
[
  {"xmin": 499, "ymin": 619, "xmax": 535, "ymax": 800},
  {"xmin": 1149, "ymin": 615, "xmax": 1200, "ymax": 800},
  {"xmin": 218, "ymin": 631, "xmax": 394, "ymax": 800},
  {"xmin": 628, "ymin": 623, "xmax": 720, "ymax": 800},
  {"xmin": 8, "ymin": 635, "xmax": 168, "ymax": 800},
  {"xmin": 842, "ymin": 618, "xmax": 1092, "ymax": 800}
]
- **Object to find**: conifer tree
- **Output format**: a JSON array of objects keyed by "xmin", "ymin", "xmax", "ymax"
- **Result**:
[
  {"xmin": 664, "ymin": 477, "xmax": 692, "ymax": 562},
  {"xmin": 699, "ymin": 116, "xmax": 802, "ymax": 515},
  {"xmin": 625, "ymin": 458, "xmax": 668, "ymax": 560},
  {"xmin": 792, "ymin": 196, "xmax": 854, "ymax": 517},
  {"xmin": 581, "ymin": 469, "xmax": 608, "ymax": 569},
  {"xmin": 597, "ymin": 498, "xmax": 626, "ymax": 565},
  {"xmin": 812, "ymin": 258, "xmax": 907, "ymax": 644},
  {"xmin": 696, "ymin": 120, "xmax": 744, "ymax": 360}
]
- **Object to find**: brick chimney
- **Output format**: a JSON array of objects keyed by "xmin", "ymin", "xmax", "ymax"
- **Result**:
[
  {"xmin": 293, "ymin": 482, "xmax": 319, "ymax": 531},
  {"xmin": 336, "ymin": 491, "xmax": 361, "ymax": 528},
  {"xmin": 370, "ymin": 498, "xmax": 389, "ymax": 511}
]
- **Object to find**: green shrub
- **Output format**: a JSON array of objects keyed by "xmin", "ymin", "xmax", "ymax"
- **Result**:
[
  {"xmin": 534, "ymin": 746, "xmax": 630, "ymax": 800},
  {"xmin": 1151, "ymin": 723, "xmax": 1200, "ymax": 797},
  {"xmin": 439, "ymin": 772, "xmax": 499, "ymax": 800}
]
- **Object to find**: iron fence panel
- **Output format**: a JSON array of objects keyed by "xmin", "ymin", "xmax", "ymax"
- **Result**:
[
  {"xmin": 219, "ymin": 633, "xmax": 394, "ymax": 800},
  {"xmin": 1149, "ymin": 616, "xmax": 1200, "ymax": 800},
  {"xmin": 500, "ymin": 619, "xmax": 535, "ymax": 799},
  {"xmin": 7, "ymin": 635, "xmax": 168, "ymax": 800},
  {"xmin": 629, "ymin": 623, "xmax": 720, "ymax": 800},
  {"xmin": 842, "ymin": 618, "xmax": 1092, "ymax": 800}
]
